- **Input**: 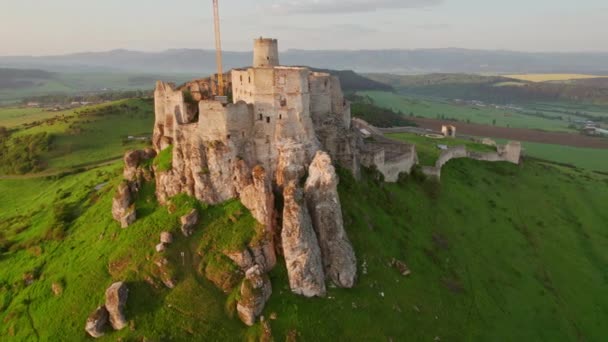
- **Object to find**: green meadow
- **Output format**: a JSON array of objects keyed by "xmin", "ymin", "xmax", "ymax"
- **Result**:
[
  {"xmin": 1, "ymin": 152, "xmax": 607, "ymax": 340},
  {"xmin": 359, "ymin": 90, "xmax": 589, "ymax": 132}
]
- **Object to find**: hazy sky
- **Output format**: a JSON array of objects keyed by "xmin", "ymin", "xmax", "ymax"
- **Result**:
[{"xmin": 1, "ymin": 0, "xmax": 607, "ymax": 55}]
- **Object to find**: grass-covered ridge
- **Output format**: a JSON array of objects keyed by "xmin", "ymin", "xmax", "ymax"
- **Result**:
[
  {"xmin": 0, "ymin": 99, "xmax": 154, "ymax": 176},
  {"xmin": 1, "ymin": 153, "xmax": 607, "ymax": 340}
]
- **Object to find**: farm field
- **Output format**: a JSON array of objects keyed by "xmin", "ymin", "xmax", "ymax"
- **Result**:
[
  {"xmin": 0, "ymin": 72, "xmax": 192, "ymax": 104},
  {"xmin": 404, "ymin": 116, "xmax": 608, "ymax": 149},
  {"xmin": 359, "ymin": 91, "xmax": 582, "ymax": 132},
  {"xmin": 504, "ymin": 74, "xmax": 608, "ymax": 82},
  {"xmin": 504, "ymin": 140, "xmax": 608, "ymax": 172}
]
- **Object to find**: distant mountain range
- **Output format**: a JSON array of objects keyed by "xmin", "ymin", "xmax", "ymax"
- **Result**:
[{"xmin": 1, "ymin": 49, "xmax": 608, "ymax": 75}]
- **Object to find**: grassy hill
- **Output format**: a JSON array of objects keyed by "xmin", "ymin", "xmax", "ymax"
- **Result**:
[
  {"xmin": 0, "ymin": 148, "xmax": 607, "ymax": 340},
  {"xmin": 1, "ymin": 93, "xmax": 608, "ymax": 341},
  {"xmin": 0, "ymin": 99, "xmax": 154, "ymax": 176}
]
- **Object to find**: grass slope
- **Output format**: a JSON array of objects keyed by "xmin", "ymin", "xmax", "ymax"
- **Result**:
[
  {"xmin": 0, "ymin": 99, "xmax": 154, "ymax": 175},
  {"xmin": 1, "ymin": 154, "xmax": 607, "ymax": 340}
]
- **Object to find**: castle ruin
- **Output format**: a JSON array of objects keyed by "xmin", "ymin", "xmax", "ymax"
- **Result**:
[{"xmin": 113, "ymin": 37, "xmax": 521, "ymax": 327}]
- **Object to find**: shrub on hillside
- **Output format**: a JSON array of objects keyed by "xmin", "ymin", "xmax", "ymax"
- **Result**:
[{"xmin": 0, "ymin": 132, "xmax": 52, "ymax": 175}]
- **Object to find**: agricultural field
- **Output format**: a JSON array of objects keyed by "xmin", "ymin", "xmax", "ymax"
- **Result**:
[
  {"xmin": 1, "ymin": 147, "xmax": 607, "ymax": 340},
  {"xmin": 503, "ymin": 140, "xmax": 608, "ymax": 172},
  {"xmin": 504, "ymin": 74, "xmax": 608, "ymax": 82},
  {"xmin": 359, "ymin": 90, "xmax": 582, "ymax": 132},
  {"xmin": 0, "ymin": 70, "xmax": 192, "ymax": 105},
  {"xmin": 0, "ymin": 99, "xmax": 154, "ymax": 176}
]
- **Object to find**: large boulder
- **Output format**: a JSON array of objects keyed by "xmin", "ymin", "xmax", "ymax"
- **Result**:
[
  {"xmin": 112, "ymin": 182, "xmax": 136, "ymax": 228},
  {"xmin": 180, "ymin": 209, "xmax": 199, "ymax": 237},
  {"xmin": 237, "ymin": 265, "xmax": 272, "ymax": 326},
  {"xmin": 304, "ymin": 151, "xmax": 357, "ymax": 288},
  {"xmin": 281, "ymin": 182, "xmax": 326, "ymax": 297},
  {"xmin": 85, "ymin": 306, "xmax": 109, "ymax": 338},
  {"xmin": 105, "ymin": 282, "xmax": 128, "ymax": 330},
  {"xmin": 124, "ymin": 148, "xmax": 156, "ymax": 182}
]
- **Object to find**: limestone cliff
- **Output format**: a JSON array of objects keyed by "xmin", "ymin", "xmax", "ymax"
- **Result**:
[
  {"xmin": 305, "ymin": 152, "xmax": 357, "ymax": 288},
  {"xmin": 109, "ymin": 38, "xmax": 424, "ymax": 327},
  {"xmin": 282, "ymin": 181, "xmax": 326, "ymax": 297}
]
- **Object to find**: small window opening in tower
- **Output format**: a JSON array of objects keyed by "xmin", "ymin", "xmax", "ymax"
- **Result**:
[
  {"xmin": 279, "ymin": 114, "xmax": 282, "ymax": 120},
  {"xmin": 267, "ymin": 56, "xmax": 270, "ymax": 61},
  {"xmin": 227, "ymin": 134, "xmax": 231, "ymax": 140},
  {"xmin": 259, "ymin": 114, "xmax": 263, "ymax": 120},
  {"xmin": 280, "ymin": 98, "xmax": 287, "ymax": 107},
  {"xmin": 242, "ymin": 131, "xmax": 245, "ymax": 138},
  {"xmin": 248, "ymin": 76, "xmax": 251, "ymax": 83},
  {"xmin": 266, "ymin": 117, "xmax": 270, "ymax": 123},
  {"xmin": 240, "ymin": 75, "xmax": 243, "ymax": 82}
]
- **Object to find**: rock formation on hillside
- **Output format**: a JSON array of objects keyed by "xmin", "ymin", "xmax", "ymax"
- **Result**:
[
  {"xmin": 282, "ymin": 181, "xmax": 326, "ymax": 297},
  {"xmin": 111, "ymin": 37, "xmax": 420, "ymax": 326},
  {"xmin": 105, "ymin": 282, "xmax": 129, "ymax": 330},
  {"xmin": 305, "ymin": 152, "xmax": 357, "ymax": 288}
]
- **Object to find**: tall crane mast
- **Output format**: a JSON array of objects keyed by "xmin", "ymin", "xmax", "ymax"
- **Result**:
[{"xmin": 212, "ymin": 0, "xmax": 224, "ymax": 97}]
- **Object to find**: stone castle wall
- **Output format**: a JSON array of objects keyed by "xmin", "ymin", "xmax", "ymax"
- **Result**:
[{"xmin": 423, "ymin": 143, "xmax": 522, "ymax": 180}]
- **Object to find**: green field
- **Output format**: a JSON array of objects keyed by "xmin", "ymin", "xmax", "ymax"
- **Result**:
[
  {"xmin": 0, "ymin": 72, "xmax": 192, "ymax": 105},
  {"xmin": 503, "ymin": 140, "xmax": 608, "ymax": 172},
  {"xmin": 1, "ymin": 152, "xmax": 607, "ymax": 340},
  {"xmin": 359, "ymin": 91, "xmax": 581, "ymax": 132},
  {"xmin": 0, "ymin": 107, "xmax": 68, "ymax": 129},
  {"xmin": 505, "ymin": 74, "xmax": 608, "ymax": 82},
  {"xmin": 1, "ymin": 89, "xmax": 608, "ymax": 340},
  {"xmin": 0, "ymin": 99, "xmax": 154, "ymax": 176}
]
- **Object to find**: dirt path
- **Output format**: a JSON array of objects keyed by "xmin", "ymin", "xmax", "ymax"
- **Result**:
[{"xmin": 398, "ymin": 117, "xmax": 608, "ymax": 149}]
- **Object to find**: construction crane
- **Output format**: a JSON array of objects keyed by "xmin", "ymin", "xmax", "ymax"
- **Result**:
[{"xmin": 212, "ymin": 0, "xmax": 225, "ymax": 97}]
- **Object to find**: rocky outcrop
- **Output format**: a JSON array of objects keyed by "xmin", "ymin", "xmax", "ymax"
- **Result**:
[
  {"xmin": 105, "ymin": 282, "xmax": 128, "ymax": 330},
  {"xmin": 281, "ymin": 182, "xmax": 326, "ymax": 297},
  {"xmin": 238, "ymin": 165, "xmax": 276, "ymax": 236},
  {"xmin": 224, "ymin": 237, "xmax": 276, "ymax": 274},
  {"xmin": 85, "ymin": 306, "xmax": 109, "ymax": 338},
  {"xmin": 154, "ymin": 257, "xmax": 176, "ymax": 289},
  {"xmin": 305, "ymin": 152, "xmax": 357, "ymax": 288},
  {"xmin": 112, "ymin": 182, "xmax": 136, "ymax": 228},
  {"xmin": 123, "ymin": 148, "xmax": 156, "ymax": 182},
  {"xmin": 237, "ymin": 265, "xmax": 272, "ymax": 326},
  {"xmin": 180, "ymin": 209, "xmax": 199, "ymax": 237}
]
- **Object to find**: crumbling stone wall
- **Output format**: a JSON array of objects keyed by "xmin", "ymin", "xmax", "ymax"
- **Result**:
[{"xmin": 422, "ymin": 142, "xmax": 522, "ymax": 180}]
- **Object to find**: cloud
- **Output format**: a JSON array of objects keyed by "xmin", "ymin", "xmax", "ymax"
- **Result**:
[{"xmin": 267, "ymin": 0, "xmax": 444, "ymax": 15}]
